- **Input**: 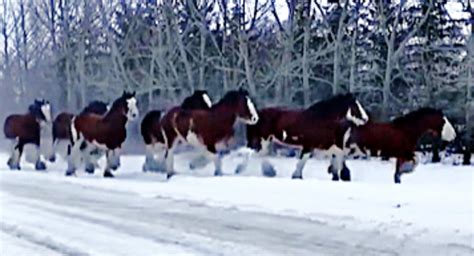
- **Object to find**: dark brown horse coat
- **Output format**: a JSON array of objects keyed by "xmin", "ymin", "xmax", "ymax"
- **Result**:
[
  {"xmin": 66, "ymin": 92, "xmax": 139, "ymax": 177},
  {"xmin": 3, "ymin": 99, "xmax": 52, "ymax": 170},
  {"xmin": 162, "ymin": 90, "xmax": 259, "ymax": 178},
  {"xmin": 346, "ymin": 108, "xmax": 457, "ymax": 183}
]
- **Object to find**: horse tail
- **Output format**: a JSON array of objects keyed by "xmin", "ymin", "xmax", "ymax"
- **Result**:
[
  {"xmin": 3, "ymin": 115, "xmax": 16, "ymax": 139},
  {"xmin": 141, "ymin": 110, "xmax": 162, "ymax": 144}
]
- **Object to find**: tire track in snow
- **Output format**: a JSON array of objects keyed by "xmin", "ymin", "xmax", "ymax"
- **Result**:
[{"xmin": 0, "ymin": 222, "xmax": 89, "ymax": 256}]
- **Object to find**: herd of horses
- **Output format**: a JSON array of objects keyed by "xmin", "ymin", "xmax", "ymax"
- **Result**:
[{"xmin": 3, "ymin": 89, "xmax": 457, "ymax": 183}]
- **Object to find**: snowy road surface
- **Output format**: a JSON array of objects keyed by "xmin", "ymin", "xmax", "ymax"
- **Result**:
[{"xmin": 0, "ymin": 151, "xmax": 473, "ymax": 255}]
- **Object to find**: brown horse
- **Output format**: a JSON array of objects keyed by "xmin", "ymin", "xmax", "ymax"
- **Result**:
[
  {"xmin": 3, "ymin": 99, "xmax": 52, "ymax": 170},
  {"xmin": 141, "ymin": 90, "xmax": 212, "ymax": 172},
  {"xmin": 53, "ymin": 101, "xmax": 109, "ymax": 172},
  {"xmin": 53, "ymin": 101, "xmax": 109, "ymax": 143},
  {"xmin": 247, "ymin": 94, "xmax": 369, "ymax": 181},
  {"xmin": 345, "ymin": 108, "xmax": 456, "ymax": 183},
  {"xmin": 66, "ymin": 92, "xmax": 139, "ymax": 177},
  {"xmin": 247, "ymin": 94, "xmax": 369, "ymax": 156},
  {"xmin": 163, "ymin": 89, "xmax": 259, "ymax": 178}
]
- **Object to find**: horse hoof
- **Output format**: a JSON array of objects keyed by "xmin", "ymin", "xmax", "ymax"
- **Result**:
[
  {"xmin": 85, "ymin": 167, "xmax": 95, "ymax": 174},
  {"xmin": 65, "ymin": 171, "xmax": 76, "ymax": 177},
  {"xmin": 166, "ymin": 172, "xmax": 176, "ymax": 179},
  {"xmin": 234, "ymin": 163, "xmax": 246, "ymax": 174},
  {"xmin": 340, "ymin": 168, "xmax": 351, "ymax": 182},
  {"xmin": 35, "ymin": 161, "xmax": 47, "ymax": 171},
  {"xmin": 291, "ymin": 174, "xmax": 302, "ymax": 179},
  {"xmin": 214, "ymin": 170, "xmax": 223, "ymax": 176},
  {"xmin": 261, "ymin": 161, "xmax": 276, "ymax": 177},
  {"xmin": 104, "ymin": 171, "xmax": 114, "ymax": 178},
  {"xmin": 48, "ymin": 155, "xmax": 56, "ymax": 163},
  {"xmin": 332, "ymin": 175, "xmax": 339, "ymax": 181}
]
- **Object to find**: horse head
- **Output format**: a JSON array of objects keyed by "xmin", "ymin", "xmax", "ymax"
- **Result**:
[
  {"xmin": 392, "ymin": 108, "xmax": 456, "ymax": 142},
  {"xmin": 29, "ymin": 98, "xmax": 52, "ymax": 123},
  {"xmin": 344, "ymin": 95, "xmax": 369, "ymax": 126},
  {"xmin": 218, "ymin": 89, "xmax": 259, "ymax": 125},
  {"xmin": 181, "ymin": 90, "xmax": 212, "ymax": 110},
  {"xmin": 110, "ymin": 91, "xmax": 139, "ymax": 121}
]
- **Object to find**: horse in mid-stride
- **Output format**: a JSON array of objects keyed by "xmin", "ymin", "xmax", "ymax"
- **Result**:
[
  {"xmin": 345, "ymin": 108, "xmax": 456, "ymax": 183},
  {"xmin": 3, "ymin": 99, "xmax": 53, "ymax": 170},
  {"xmin": 247, "ymin": 94, "xmax": 369, "ymax": 181},
  {"xmin": 66, "ymin": 91, "xmax": 139, "ymax": 177},
  {"xmin": 141, "ymin": 90, "xmax": 212, "ymax": 172},
  {"xmin": 162, "ymin": 89, "xmax": 259, "ymax": 179},
  {"xmin": 53, "ymin": 100, "xmax": 109, "ymax": 171}
]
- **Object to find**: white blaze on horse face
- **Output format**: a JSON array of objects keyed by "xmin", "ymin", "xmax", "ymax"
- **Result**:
[
  {"xmin": 126, "ymin": 97, "xmax": 139, "ymax": 121},
  {"xmin": 355, "ymin": 100, "xmax": 369, "ymax": 122},
  {"xmin": 346, "ymin": 108, "xmax": 365, "ymax": 126},
  {"xmin": 441, "ymin": 117, "xmax": 456, "ymax": 141},
  {"xmin": 245, "ymin": 96, "xmax": 259, "ymax": 125},
  {"xmin": 41, "ymin": 103, "xmax": 52, "ymax": 122},
  {"xmin": 202, "ymin": 93, "xmax": 212, "ymax": 108}
]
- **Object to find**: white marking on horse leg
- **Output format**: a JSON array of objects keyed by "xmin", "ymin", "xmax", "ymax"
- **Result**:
[
  {"xmin": 66, "ymin": 137, "xmax": 83, "ymax": 175},
  {"xmin": 8, "ymin": 140, "xmax": 21, "ymax": 167},
  {"xmin": 442, "ymin": 117, "xmax": 456, "ymax": 141},
  {"xmin": 39, "ymin": 121, "xmax": 55, "ymax": 161},
  {"xmin": 186, "ymin": 131, "xmax": 202, "ymax": 147},
  {"xmin": 259, "ymin": 138, "xmax": 271, "ymax": 156},
  {"xmin": 203, "ymin": 93, "xmax": 212, "ymax": 108},
  {"xmin": 292, "ymin": 153, "xmax": 311, "ymax": 179},
  {"xmin": 282, "ymin": 130, "xmax": 288, "ymax": 141},
  {"xmin": 246, "ymin": 96, "xmax": 259, "ymax": 124},
  {"xmin": 327, "ymin": 145, "xmax": 344, "ymax": 180}
]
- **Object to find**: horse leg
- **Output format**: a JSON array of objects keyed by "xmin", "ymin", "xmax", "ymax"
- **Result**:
[
  {"xmin": 164, "ymin": 148, "xmax": 176, "ymax": 179},
  {"xmin": 83, "ymin": 145, "xmax": 97, "ymax": 174},
  {"xmin": 339, "ymin": 160, "xmax": 351, "ymax": 182},
  {"xmin": 143, "ymin": 144, "xmax": 158, "ymax": 172},
  {"xmin": 394, "ymin": 159, "xmax": 402, "ymax": 184},
  {"xmin": 33, "ymin": 145, "xmax": 47, "ymax": 171},
  {"xmin": 329, "ymin": 147, "xmax": 345, "ymax": 181},
  {"xmin": 291, "ymin": 149, "xmax": 311, "ymax": 179},
  {"xmin": 65, "ymin": 139, "xmax": 83, "ymax": 176},
  {"xmin": 7, "ymin": 140, "xmax": 22, "ymax": 170},
  {"xmin": 104, "ymin": 149, "xmax": 118, "ymax": 178},
  {"xmin": 108, "ymin": 148, "xmax": 121, "ymax": 171}
]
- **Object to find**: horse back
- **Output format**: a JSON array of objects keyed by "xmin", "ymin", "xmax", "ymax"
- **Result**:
[{"xmin": 74, "ymin": 113, "xmax": 126, "ymax": 149}]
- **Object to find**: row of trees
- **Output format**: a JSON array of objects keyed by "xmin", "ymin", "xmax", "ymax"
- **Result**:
[{"xmin": 0, "ymin": 1, "xmax": 472, "ymax": 133}]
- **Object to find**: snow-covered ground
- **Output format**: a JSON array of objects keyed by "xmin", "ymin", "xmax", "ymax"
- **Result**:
[{"xmin": 0, "ymin": 149, "xmax": 473, "ymax": 255}]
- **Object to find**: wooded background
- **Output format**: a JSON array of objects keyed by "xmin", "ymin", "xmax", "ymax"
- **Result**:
[{"xmin": 0, "ymin": 0, "xmax": 472, "ymax": 138}]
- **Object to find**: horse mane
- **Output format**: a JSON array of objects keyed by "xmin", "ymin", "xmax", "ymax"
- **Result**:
[
  {"xmin": 211, "ymin": 89, "xmax": 249, "ymax": 110},
  {"xmin": 391, "ymin": 108, "xmax": 442, "ymax": 127},
  {"xmin": 304, "ymin": 93, "xmax": 355, "ymax": 119},
  {"xmin": 181, "ymin": 90, "xmax": 210, "ymax": 110},
  {"xmin": 81, "ymin": 101, "xmax": 108, "ymax": 115}
]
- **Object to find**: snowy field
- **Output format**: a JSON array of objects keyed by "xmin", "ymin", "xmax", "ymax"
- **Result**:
[{"xmin": 0, "ymin": 148, "xmax": 473, "ymax": 255}]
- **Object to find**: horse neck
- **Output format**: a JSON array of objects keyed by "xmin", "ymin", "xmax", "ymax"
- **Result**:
[
  {"xmin": 211, "ymin": 103, "xmax": 238, "ymax": 126},
  {"xmin": 396, "ymin": 118, "xmax": 435, "ymax": 142},
  {"xmin": 103, "ymin": 109, "xmax": 127, "ymax": 127}
]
